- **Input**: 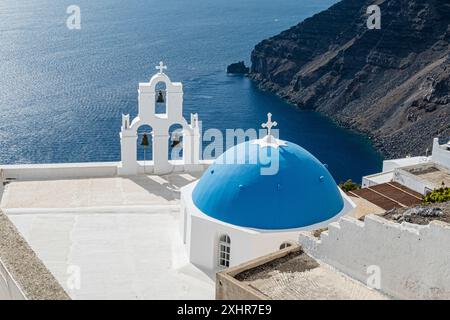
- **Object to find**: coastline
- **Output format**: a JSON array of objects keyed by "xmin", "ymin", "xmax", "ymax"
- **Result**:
[{"xmin": 247, "ymin": 0, "xmax": 450, "ymax": 159}]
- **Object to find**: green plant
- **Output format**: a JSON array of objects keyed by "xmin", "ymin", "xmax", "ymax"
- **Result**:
[
  {"xmin": 423, "ymin": 187, "xmax": 450, "ymax": 205},
  {"xmin": 339, "ymin": 179, "xmax": 360, "ymax": 192}
]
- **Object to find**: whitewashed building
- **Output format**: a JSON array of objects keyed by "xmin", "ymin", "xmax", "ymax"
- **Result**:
[{"xmin": 362, "ymin": 137, "xmax": 450, "ymax": 194}]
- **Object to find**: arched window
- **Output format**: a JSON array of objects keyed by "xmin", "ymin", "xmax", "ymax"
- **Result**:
[
  {"xmin": 218, "ymin": 234, "xmax": 231, "ymax": 268},
  {"xmin": 279, "ymin": 242, "xmax": 292, "ymax": 250}
]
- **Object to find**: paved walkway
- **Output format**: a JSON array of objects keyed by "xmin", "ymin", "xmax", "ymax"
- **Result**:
[{"xmin": 1, "ymin": 173, "xmax": 215, "ymax": 300}]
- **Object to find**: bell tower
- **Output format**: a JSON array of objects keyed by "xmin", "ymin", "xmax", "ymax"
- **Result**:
[{"xmin": 118, "ymin": 62, "xmax": 201, "ymax": 175}]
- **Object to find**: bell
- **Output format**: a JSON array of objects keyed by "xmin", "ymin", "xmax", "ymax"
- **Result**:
[
  {"xmin": 171, "ymin": 130, "xmax": 182, "ymax": 148},
  {"xmin": 156, "ymin": 90, "xmax": 165, "ymax": 103},
  {"xmin": 140, "ymin": 133, "xmax": 150, "ymax": 147}
]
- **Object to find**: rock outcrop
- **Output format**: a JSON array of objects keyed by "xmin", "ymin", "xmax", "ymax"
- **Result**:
[
  {"xmin": 227, "ymin": 61, "xmax": 250, "ymax": 74},
  {"xmin": 250, "ymin": 0, "xmax": 450, "ymax": 158}
]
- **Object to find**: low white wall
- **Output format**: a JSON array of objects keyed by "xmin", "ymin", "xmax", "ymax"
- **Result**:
[
  {"xmin": 299, "ymin": 215, "xmax": 450, "ymax": 299},
  {"xmin": 0, "ymin": 160, "xmax": 213, "ymax": 181},
  {"xmin": 392, "ymin": 169, "xmax": 432, "ymax": 195},
  {"xmin": 0, "ymin": 162, "xmax": 119, "ymax": 181},
  {"xmin": 361, "ymin": 171, "xmax": 394, "ymax": 188},
  {"xmin": 0, "ymin": 259, "xmax": 26, "ymax": 300},
  {"xmin": 382, "ymin": 156, "xmax": 430, "ymax": 172}
]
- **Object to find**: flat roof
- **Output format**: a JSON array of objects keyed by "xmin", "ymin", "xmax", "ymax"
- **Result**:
[
  {"xmin": 1, "ymin": 174, "xmax": 215, "ymax": 299},
  {"xmin": 232, "ymin": 247, "xmax": 388, "ymax": 300},
  {"xmin": 409, "ymin": 165, "xmax": 450, "ymax": 187}
]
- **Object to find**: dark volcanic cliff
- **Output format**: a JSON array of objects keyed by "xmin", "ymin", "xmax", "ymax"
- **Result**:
[{"xmin": 250, "ymin": 0, "xmax": 450, "ymax": 158}]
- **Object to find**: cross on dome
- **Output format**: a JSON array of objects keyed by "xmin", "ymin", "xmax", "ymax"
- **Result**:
[
  {"xmin": 252, "ymin": 112, "xmax": 286, "ymax": 149},
  {"xmin": 261, "ymin": 112, "xmax": 277, "ymax": 136},
  {"xmin": 156, "ymin": 61, "xmax": 167, "ymax": 74}
]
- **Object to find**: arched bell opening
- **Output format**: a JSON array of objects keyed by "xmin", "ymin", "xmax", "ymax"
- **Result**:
[
  {"xmin": 168, "ymin": 123, "xmax": 184, "ymax": 161},
  {"xmin": 155, "ymin": 82, "xmax": 167, "ymax": 115},
  {"xmin": 136, "ymin": 125, "xmax": 154, "ymax": 173}
]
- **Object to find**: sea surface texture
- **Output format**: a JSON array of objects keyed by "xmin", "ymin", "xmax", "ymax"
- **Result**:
[{"xmin": 0, "ymin": 0, "xmax": 382, "ymax": 182}]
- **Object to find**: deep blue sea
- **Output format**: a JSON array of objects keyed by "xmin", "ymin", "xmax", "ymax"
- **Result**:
[{"xmin": 0, "ymin": 0, "xmax": 382, "ymax": 183}]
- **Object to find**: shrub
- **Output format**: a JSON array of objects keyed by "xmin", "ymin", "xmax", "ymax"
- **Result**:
[
  {"xmin": 339, "ymin": 179, "xmax": 360, "ymax": 192},
  {"xmin": 423, "ymin": 187, "xmax": 450, "ymax": 205}
]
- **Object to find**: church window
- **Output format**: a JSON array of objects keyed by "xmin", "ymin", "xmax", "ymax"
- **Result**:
[{"xmin": 218, "ymin": 234, "xmax": 231, "ymax": 268}]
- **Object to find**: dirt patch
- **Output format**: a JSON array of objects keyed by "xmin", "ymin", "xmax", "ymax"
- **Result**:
[
  {"xmin": 234, "ymin": 251, "xmax": 319, "ymax": 282},
  {"xmin": 382, "ymin": 201, "xmax": 450, "ymax": 225},
  {"xmin": 407, "ymin": 166, "xmax": 439, "ymax": 175}
]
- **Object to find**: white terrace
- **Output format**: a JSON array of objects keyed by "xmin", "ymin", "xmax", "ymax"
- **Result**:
[{"xmin": 0, "ymin": 173, "xmax": 215, "ymax": 299}]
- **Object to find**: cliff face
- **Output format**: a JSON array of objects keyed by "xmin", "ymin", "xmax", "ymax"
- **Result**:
[{"xmin": 250, "ymin": 0, "xmax": 450, "ymax": 158}]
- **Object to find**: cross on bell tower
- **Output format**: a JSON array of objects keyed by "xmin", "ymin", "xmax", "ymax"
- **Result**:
[
  {"xmin": 261, "ymin": 112, "xmax": 278, "ymax": 136},
  {"xmin": 156, "ymin": 61, "xmax": 167, "ymax": 74}
]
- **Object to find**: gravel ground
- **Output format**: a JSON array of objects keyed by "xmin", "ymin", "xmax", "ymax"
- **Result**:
[
  {"xmin": 382, "ymin": 201, "xmax": 450, "ymax": 225},
  {"xmin": 235, "ymin": 251, "xmax": 319, "ymax": 282}
]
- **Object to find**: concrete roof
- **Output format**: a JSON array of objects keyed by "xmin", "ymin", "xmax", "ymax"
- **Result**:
[
  {"xmin": 412, "ymin": 166, "xmax": 450, "ymax": 187},
  {"xmin": 1, "ymin": 174, "xmax": 215, "ymax": 299},
  {"xmin": 225, "ymin": 246, "xmax": 388, "ymax": 300},
  {"xmin": 0, "ymin": 210, "xmax": 69, "ymax": 300}
]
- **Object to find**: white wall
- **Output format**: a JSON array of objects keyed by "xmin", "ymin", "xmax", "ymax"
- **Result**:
[
  {"xmin": 0, "ymin": 160, "xmax": 213, "ymax": 182},
  {"xmin": 299, "ymin": 215, "xmax": 450, "ymax": 299},
  {"xmin": 432, "ymin": 138, "xmax": 450, "ymax": 170},
  {"xmin": 187, "ymin": 214, "xmax": 299, "ymax": 273},
  {"xmin": 392, "ymin": 168, "xmax": 434, "ymax": 195},
  {"xmin": 362, "ymin": 171, "xmax": 394, "ymax": 188},
  {"xmin": 0, "ymin": 259, "xmax": 26, "ymax": 300},
  {"xmin": 0, "ymin": 162, "xmax": 119, "ymax": 181},
  {"xmin": 382, "ymin": 156, "xmax": 430, "ymax": 173}
]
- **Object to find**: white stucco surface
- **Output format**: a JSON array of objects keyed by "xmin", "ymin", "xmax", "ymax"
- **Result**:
[
  {"xmin": 1, "ymin": 174, "xmax": 215, "ymax": 300},
  {"xmin": 299, "ymin": 215, "xmax": 450, "ymax": 299}
]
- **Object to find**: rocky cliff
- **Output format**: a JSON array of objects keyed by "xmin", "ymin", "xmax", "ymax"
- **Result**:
[{"xmin": 250, "ymin": 0, "xmax": 450, "ymax": 158}]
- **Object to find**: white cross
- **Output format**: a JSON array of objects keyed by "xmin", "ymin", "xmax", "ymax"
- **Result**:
[
  {"xmin": 156, "ymin": 61, "xmax": 167, "ymax": 74},
  {"xmin": 261, "ymin": 112, "xmax": 278, "ymax": 136}
]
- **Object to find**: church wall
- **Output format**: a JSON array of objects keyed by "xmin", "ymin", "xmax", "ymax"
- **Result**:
[
  {"xmin": 187, "ymin": 210, "xmax": 302, "ymax": 273},
  {"xmin": 299, "ymin": 215, "xmax": 450, "ymax": 299}
]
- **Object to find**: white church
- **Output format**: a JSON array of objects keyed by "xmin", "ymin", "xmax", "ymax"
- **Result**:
[
  {"xmin": 117, "ymin": 62, "xmax": 355, "ymax": 273},
  {"xmin": 180, "ymin": 115, "xmax": 355, "ymax": 272}
]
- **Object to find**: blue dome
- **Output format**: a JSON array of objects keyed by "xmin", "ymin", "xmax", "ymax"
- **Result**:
[{"xmin": 192, "ymin": 139, "xmax": 344, "ymax": 230}]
